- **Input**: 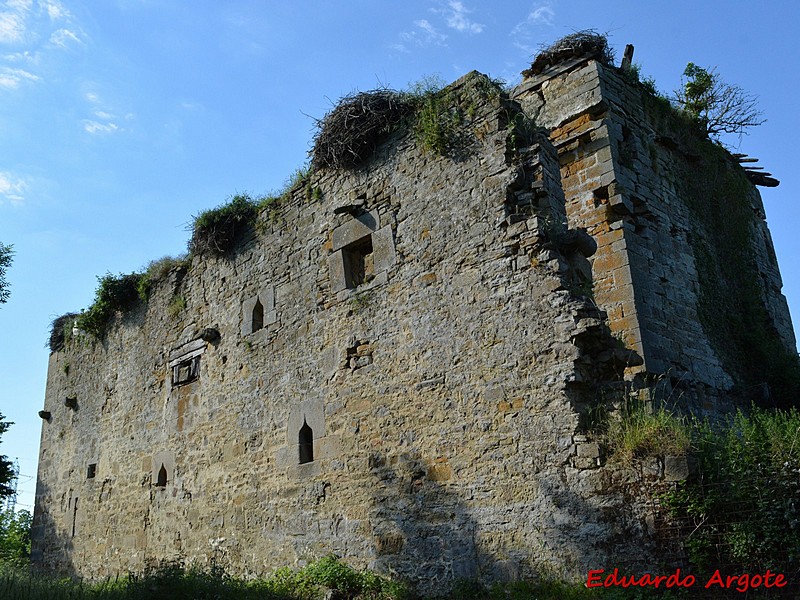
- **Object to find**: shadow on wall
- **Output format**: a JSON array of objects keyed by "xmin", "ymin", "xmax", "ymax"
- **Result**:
[
  {"xmin": 366, "ymin": 451, "xmax": 494, "ymax": 594},
  {"xmin": 365, "ymin": 447, "xmax": 664, "ymax": 593},
  {"xmin": 30, "ymin": 476, "xmax": 78, "ymax": 578}
]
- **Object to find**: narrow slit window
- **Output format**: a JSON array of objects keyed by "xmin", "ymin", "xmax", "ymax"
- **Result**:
[
  {"xmin": 156, "ymin": 464, "xmax": 168, "ymax": 487},
  {"xmin": 252, "ymin": 298, "xmax": 264, "ymax": 332},
  {"xmin": 71, "ymin": 497, "xmax": 78, "ymax": 537},
  {"xmin": 87, "ymin": 463, "xmax": 97, "ymax": 479},
  {"xmin": 299, "ymin": 420, "xmax": 314, "ymax": 464}
]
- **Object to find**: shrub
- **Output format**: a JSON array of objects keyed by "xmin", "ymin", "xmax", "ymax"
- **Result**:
[
  {"xmin": 674, "ymin": 63, "xmax": 764, "ymax": 140},
  {"xmin": 663, "ymin": 407, "xmax": 800, "ymax": 574},
  {"xmin": 76, "ymin": 272, "xmax": 143, "ymax": 338},
  {"xmin": 188, "ymin": 194, "xmax": 259, "ymax": 257}
]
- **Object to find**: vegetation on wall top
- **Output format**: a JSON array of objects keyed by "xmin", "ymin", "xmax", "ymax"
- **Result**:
[
  {"xmin": 674, "ymin": 63, "xmax": 765, "ymax": 140},
  {"xmin": 310, "ymin": 73, "xmax": 504, "ymax": 171},
  {"xmin": 188, "ymin": 193, "xmax": 260, "ymax": 257},
  {"xmin": 74, "ymin": 272, "xmax": 144, "ymax": 339}
]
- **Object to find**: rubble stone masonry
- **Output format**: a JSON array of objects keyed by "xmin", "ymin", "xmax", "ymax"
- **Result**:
[{"xmin": 32, "ymin": 59, "xmax": 795, "ymax": 593}]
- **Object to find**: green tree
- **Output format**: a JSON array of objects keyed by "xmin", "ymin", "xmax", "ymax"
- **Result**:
[
  {"xmin": 0, "ymin": 242, "xmax": 12, "ymax": 305},
  {"xmin": 0, "ymin": 415, "xmax": 14, "ymax": 499},
  {"xmin": 675, "ymin": 63, "xmax": 764, "ymax": 139},
  {"xmin": 0, "ymin": 509, "xmax": 31, "ymax": 566}
]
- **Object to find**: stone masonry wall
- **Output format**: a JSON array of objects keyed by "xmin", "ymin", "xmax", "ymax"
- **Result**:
[
  {"xmin": 513, "ymin": 59, "xmax": 795, "ymax": 409},
  {"xmin": 32, "ymin": 72, "xmax": 662, "ymax": 591},
  {"xmin": 32, "ymin": 63, "xmax": 795, "ymax": 592}
]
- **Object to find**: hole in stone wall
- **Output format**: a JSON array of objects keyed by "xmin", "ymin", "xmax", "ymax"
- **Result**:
[
  {"xmin": 252, "ymin": 299, "xmax": 264, "ymax": 332},
  {"xmin": 343, "ymin": 235, "xmax": 374, "ymax": 289},
  {"xmin": 156, "ymin": 464, "xmax": 168, "ymax": 487},
  {"xmin": 299, "ymin": 420, "xmax": 314, "ymax": 464},
  {"xmin": 86, "ymin": 463, "xmax": 96, "ymax": 479}
]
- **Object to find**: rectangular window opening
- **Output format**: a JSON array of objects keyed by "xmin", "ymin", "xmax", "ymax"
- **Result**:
[
  {"xmin": 87, "ymin": 463, "xmax": 97, "ymax": 479},
  {"xmin": 343, "ymin": 235, "xmax": 374, "ymax": 289}
]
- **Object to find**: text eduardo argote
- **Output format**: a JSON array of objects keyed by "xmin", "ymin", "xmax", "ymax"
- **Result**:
[{"xmin": 586, "ymin": 568, "xmax": 789, "ymax": 593}]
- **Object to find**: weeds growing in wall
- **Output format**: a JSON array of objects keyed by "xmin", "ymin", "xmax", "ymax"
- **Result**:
[
  {"xmin": 136, "ymin": 255, "xmax": 189, "ymax": 302},
  {"xmin": 604, "ymin": 399, "xmax": 691, "ymax": 462}
]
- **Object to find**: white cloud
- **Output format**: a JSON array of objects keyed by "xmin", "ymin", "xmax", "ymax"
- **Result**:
[
  {"xmin": 510, "ymin": 3, "xmax": 556, "ymax": 55},
  {"xmin": 41, "ymin": 0, "xmax": 69, "ymax": 21},
  {"xmin": 83, "ymin": 120, "xmax": 119, "ymax": 135},
  {"xmin": 0, "ymin": 171, "xmax": 27, "ymax": 205},
  {"xmin": 0, "ymin": 10, "xmax": 27, "ymax": 44},
  {"xmin": 528, "ymin": 5, "xmax": 555, "ymax": 26},
  {"xmin": 0, "ymin": 0, "xmax": 82, "ymax": 91},
  {"xmin": 442, "ymin": 1, "xmax": 483, "ymax": 34},
  {"xmin": 395, "ymin": 18, "xmax": 447, "ymax": 52},
  {"xmin": 0, "ymin": 65, "xmax": 37, "ymax": 87},
  {"xmin": 49, "ymin": 27, "xmax": 81, "ymax": 47}
]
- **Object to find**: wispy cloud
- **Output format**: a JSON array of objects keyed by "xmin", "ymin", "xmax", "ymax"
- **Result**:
[
  {"xmin": 49, "ymin": 27, "xmax": 82, "ymax": 48},
  {"xmin": 83, "ymin": 120, "xmax": 119, "ymax": 134},
  {"xmin": 41, "ymin": 0, "xmax": 68, "ymax": 21},
  {"xmin": 0, "ymin": 0, "xmax": 31, "ymax": 44},
  {"xmin": 440, "ymin": 1, "xmax": 483, "ymax": 34},
  {"xmin": 0, "ymin": 64, "xmax": 37, "ymax": 87},
  {"xmin": 0, "ymin": 171, "xmax": 27, "ymax": 205},
  {"xmin": 394, "ymin": 19, "xmax": 447, "ymax": 53},
  {"xmin": 0, "ymin": 0, "xmax": 81, "ymax": 91},
  {"xmin": 81, "ymin": 92, "xmax": 126, "ymax": 135},
  {"xmin": 511, "ymin": 2, "xmax": 556, "ymax": 55}
]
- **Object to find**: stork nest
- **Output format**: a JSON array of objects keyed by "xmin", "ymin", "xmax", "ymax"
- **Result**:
[
  {"xmin": 49, "ymin": 312, "xmax": 79, "ymax": 352},
  {"xmin": 523, "ymin": 30, "xmax": 614, "ymax": 77},
  {"xmin": 311, "ymin": 90, "xmax": 416, "ymax": 170}
]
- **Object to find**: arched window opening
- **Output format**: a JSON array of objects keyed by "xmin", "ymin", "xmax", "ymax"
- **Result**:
[
  {"xmin": 157, "ymin": 464, "xmax": 168, "ymax": 487},
  {"xmin": 299, "ymin": 420, "xmax": 314, "ymax": 464},
  {"xmin": 252, "ymin": 298, "xmax": 264, "ymax": 332}
]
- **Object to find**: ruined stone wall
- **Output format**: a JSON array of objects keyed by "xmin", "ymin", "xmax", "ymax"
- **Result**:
[
  {"xmin": 31, "ymin": 72, "xmax": 663, "ymax": 591},
  {"xmin": 32, "ymin": 63, "xmax": 796, "ymax": 592},
  {"xmin": 513, "ymin": 59, "xmax": 796, "ymax": 408}
]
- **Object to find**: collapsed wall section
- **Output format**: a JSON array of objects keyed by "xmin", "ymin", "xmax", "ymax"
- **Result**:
[{"xmin": 32, "ymin": 72, "xmax": 670, "ymax": 591}]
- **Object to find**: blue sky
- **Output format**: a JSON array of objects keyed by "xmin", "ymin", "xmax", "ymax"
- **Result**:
[{"xmin": 1, "ymin": 0, "xmax": 798, "ymax": 513}]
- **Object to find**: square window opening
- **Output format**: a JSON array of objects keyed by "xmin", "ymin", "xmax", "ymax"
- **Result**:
[{"xmin": 172, "ymin": 355, "xmax": 200, "ymax": 387}]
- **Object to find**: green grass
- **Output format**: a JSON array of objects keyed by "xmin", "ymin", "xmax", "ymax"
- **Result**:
[{"xmin": 0, "ymin": 559, "xmax": 699, "ymax": 600}]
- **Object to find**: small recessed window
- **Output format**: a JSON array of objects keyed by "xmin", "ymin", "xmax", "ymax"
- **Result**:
[
  {"xmin": 172, "ymin": 355, "xmax": 200, "ymax": 387},
  {"xmin": 252, "ymin": 298, "xmax": 264, "ymax": 332},
  {"xmin": 87, "ymin": 463, "xmax": 97, "ymax": 479},
  {"xmin": 156, "ymin": 464, "xmax": 168, "ymax": 487},
  {"xmin": 343, "ymin": 236, "xmax": 374, "ymax": 289},
  {"xmin": 299, "ymin": 420, "xmax": 314, "ymax": 464}
]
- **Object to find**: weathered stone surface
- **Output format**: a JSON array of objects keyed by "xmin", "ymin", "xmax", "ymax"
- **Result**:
[{"xmin": 31, "ymin": 63, "xmax": 795, "ymax": 595}]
